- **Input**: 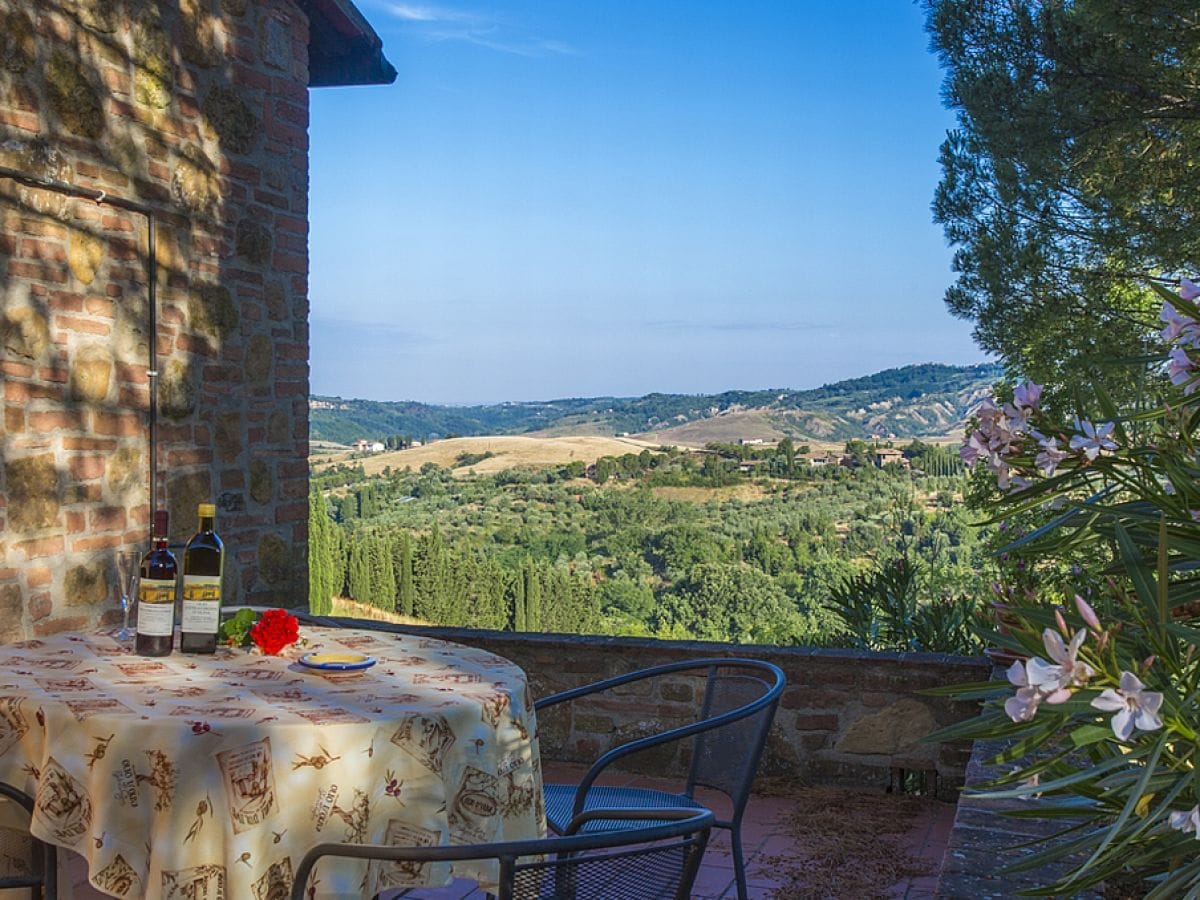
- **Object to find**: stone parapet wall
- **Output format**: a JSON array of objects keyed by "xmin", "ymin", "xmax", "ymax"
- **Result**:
[
  {"xmin": 0, "ymin": 0, "xmax": 314, "ymax": 639},
  {"xmin": 329, "ymin": 620, "xmax": 991, "ymax": 793}
]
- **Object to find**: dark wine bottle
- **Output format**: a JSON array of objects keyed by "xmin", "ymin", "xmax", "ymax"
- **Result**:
[
  {"xmin": 136, "ymin": 510, "xmax": 178, "ymax": 657},
  {"xmin": 181, "ymin": 503, "xmax": 224, "ymax": 654}
]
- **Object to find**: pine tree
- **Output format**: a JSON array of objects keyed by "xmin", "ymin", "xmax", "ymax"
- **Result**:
[{"xmin": 511, "ymin": 569, "xmax": 526, "ymax": 632}]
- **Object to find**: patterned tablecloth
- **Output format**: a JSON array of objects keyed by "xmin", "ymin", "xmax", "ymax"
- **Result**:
[{"xmin": 0, "ymin": 628, "xmax": 544, "ymax": 899}]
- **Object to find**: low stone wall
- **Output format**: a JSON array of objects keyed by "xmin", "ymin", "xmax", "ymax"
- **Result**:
[{"xmin": 329, "ymin": 620, "xmax": 990, "ymax": 795}]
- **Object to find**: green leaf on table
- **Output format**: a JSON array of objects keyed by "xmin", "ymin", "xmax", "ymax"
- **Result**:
[{"xmin": 218, "ymin": 608, "xmax": 257, "ymax": 647}]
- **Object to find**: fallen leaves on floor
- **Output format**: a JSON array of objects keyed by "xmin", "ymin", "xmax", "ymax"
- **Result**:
[{"xmin": 760, "ymin": 785, "xmax": 939, "ymax": 899}]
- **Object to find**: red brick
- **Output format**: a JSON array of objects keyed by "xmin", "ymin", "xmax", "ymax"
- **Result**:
[
  {"xmin": 69, "ymin": 454, "xmax": 108, "ymax": 480},
  {"xmin": 16, "ymin": 536, "xmax": 65, "ymax": 559},
  {"xmin": 66, "ymin": 436, "xmax": 120, "ymax": 452},
  {"xmin": 1, "ymin": 361, "xmax": 34, "ymax": 378},
  {"xmin": 274, "ymin": 501, "xmax": 307, "ymax": 523},
  {"xmin": 5, "ymin": 407, "xmax": 24, "ymax": 431},
  {"xmin": 89, "ymin": 507, "xmax": 127, "ymax": 531},
  {"xmin": 17, "ymin": 238, "xmax": 66, "ymax": 261},
  {"xmin": 8, "ymin": 260, "xmax": 67, "ymax": 283},
  {"xmin": 34, "ymin": 616, "xmax": 89, "ymax": 636},
  {"xmin": 54, "ymin": 315, "xmax": 111, "ymax": 336},
  {"xmin": 92, "ymin": 411, "xmax": 142, "ymax": 436},
  {"xmin": 71, "ymin": 535, "xmax": 126, "ymax": 552},
  {"xmin": 5, "ymin": 381, "xmax": 64, "ymax": 402},
  {"xmin": 25, "ymin": 567, "xmax": 52, "ymax": 588},
  {"xmin": 66, "ymin": 511, "xmax": 87, "ymax": 533},
  {"xmin": 30, "ymin": 410, "xmax": 84, "ymax": 431},
  {"xmin": 0, "ymin": 108, "xmax": 39, "ymax": 131}
]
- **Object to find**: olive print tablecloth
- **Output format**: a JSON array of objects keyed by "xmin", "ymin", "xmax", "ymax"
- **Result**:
[{"xmin": 0, "ymin": 628, "xmax": 545, "ymax": 899}]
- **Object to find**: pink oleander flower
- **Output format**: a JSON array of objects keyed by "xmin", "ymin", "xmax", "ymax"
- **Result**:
[
  {"xmin": 1090, "ymin": 671, "xmax": 1164, "ymax": 741},
  {"xmin": 1168, "ymin": 348, "xmax": 1198, "ymax": 394},
  {"xmin": 1169, "ymin": 805, "xmax": 1200, "ymax": 839},
  {"xmin": 1038, "ymin": 628, "xmax": 1095, "ymax": 702},
  {"xmin": 1004, "ymin": 660, "xmax": 1045, "ymax": 722},
  {"xmin": 1035, "ymin": 436, "xmax": 1069, "ymax": 477},
  {"xmin": 1181, "ymin": 276, "xmax": 1200, "ymax": 302},
  {"xmin": 1069, "ymin": 420, "xmax": 1117, "ymax": 461},
  {"xmin": 1074, "ymin": 595, "xmax": 1102, "ymax": 632},
  {"xmin": 1013, "ymin": 381, "xmax": 1043, "ymax": 411},
  {"xmin": 1161, "ymin": 302, "xmax": 1199, "ymax": 347},
  {"xmin": 960, "ymin": 430, "xmax": 990, "ymax": 466}
]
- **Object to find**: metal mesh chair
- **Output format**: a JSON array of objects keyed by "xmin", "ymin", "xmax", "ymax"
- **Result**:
[
  {"xmin": 290, "ymin": 807, "xmax": 713, "ymax": 900},
  {"xmin": 535, "ymin": 658, "xmax": 785, "ymax": 900},
  {"xmin": 0, "ymin": 782, "xmax": 57, "ymax": 899}
]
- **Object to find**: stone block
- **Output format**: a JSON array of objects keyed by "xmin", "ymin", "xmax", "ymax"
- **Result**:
[
  {"xmin": 6, "ymin": 454, "xmax": 61, "ymax": 532},
  {"xmin": 245, "ymin": 334, "xmax": 272, "ymax": 383},
  {"xmin": 68, "ymin": 230, "xmax": 104, "ymax": 285},
  {"xmin": 160, "ymin": 358, "xmax": 198, "ymax": 420},
  {"xmin": 70, "ymin": 344, "xmax": 114, "ymax": 403},
  {"xmin": 65, "ymin": 559, "xmax": 108, "ymax": 607},
  {"xmin": 834, "ymin": 697, "xmax": 938, "ymax": 758},
  {"xmin": 190, "ymin": 282, "xmax": 237, "ymax": 342},
  {"xmin": 249, "ymin": 459, "xmax": 272, "ymax": 504},
  {"xmin": 168, "ymin": 471, "xmax": 213, "ymax": 541},
  {"xmin": 203, "ymin": 86, "xmax": 258, "ymax": 155},
  {"xmin": 0, "ymin": 7, "xmax": 35, "ymax": 72},
  {"xmin": 215, "ymin": 411, "xmax": 242, "ymax": 463},
  {"xmin": 235, "ymin": 219, "xmax": 272, "ymax": 265},
  {"xmin": 257, "ymin": 532, "xmax": 290, "ymax": 585},
  {"xmin": 0, "ymin": 584, "xmax": 22, "ymax": 642},
  {"xmin": 47, "ymin": 50, "xmax": 104, "ymax": 139},
  {"xmin": 2, "ymin": 305, "xmax": 50, "ymax": 360}
]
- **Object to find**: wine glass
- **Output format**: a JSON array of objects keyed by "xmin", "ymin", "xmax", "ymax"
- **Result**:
[{"xmin": 115, "ymin": 550, "xmax": 140, "ymax": 641}]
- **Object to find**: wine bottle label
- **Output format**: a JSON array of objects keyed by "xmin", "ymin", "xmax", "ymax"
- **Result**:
[
  {"xmin": 181, "ymin": 576, "xmax": 222, "ymax": 632},
  {"xmin": 136, "ymin": 578, "xmax": 176, "ymax": 637}
]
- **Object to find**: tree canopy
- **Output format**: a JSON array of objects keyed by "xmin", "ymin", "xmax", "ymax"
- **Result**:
[{"xmin": 925, "ymin": 1, "xmax": 1200, "ymax": 389}]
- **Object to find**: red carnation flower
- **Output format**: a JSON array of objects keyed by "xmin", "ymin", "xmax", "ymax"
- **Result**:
[{"xmin": 250, "ymin": 608, "xmax": 300, "ymax": 655}]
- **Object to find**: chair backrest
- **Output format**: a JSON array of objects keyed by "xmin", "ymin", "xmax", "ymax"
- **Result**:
[
  {"xmin": 291, "ymin": 807, "xmax": 713, "ymax": 900},
  {"xmin": 0, "ymin": 782, "xmax": 57, "ymax": 899},
  {"xmin": 686, "ymin": 660, "xmax": 784, "ymax": 815}
]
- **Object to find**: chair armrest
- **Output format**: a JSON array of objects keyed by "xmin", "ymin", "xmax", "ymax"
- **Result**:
[{"xmin": 564, "ymin": 806, "xmax": 713, "ymax": 835}]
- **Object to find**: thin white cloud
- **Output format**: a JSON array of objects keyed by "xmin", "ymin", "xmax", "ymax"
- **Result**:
[
  {"xmin": 385, "ymin": 3, "xmax": 478, "ymax": 24},
  {"xmin": 380, "ymin": 2, "xmax": 577, "ymax": 58}
]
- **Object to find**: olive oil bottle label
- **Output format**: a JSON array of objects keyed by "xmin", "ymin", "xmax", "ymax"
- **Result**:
[
  {"xmin": 181, "ymin": 576, "xmax": 222, "ymax": 632},
  {"xmin": 137, "ymin": 578, "xmax": 176, "ymax": 637}
]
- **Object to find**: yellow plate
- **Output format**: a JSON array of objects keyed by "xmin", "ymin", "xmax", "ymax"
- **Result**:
[{"xmin": 299, "ymin": 652, "xmax": 376, "ymax": 671}]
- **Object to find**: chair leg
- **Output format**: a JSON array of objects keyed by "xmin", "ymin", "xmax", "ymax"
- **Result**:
[{"xmin": 730, "ymin": 826, "xmax": 749, "ymax": 900}]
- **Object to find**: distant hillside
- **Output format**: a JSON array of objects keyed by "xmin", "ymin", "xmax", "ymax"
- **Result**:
[{"xmin": 309, "ymin": 362, "xmax": 1002, "ymax": 445}]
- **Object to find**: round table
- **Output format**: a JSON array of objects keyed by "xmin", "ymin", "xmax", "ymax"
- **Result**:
[{"xmin": 0, "ymin": 627, "xmax": 544, "ymax": 899}]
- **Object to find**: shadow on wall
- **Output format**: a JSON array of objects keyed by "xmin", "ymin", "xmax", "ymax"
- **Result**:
[{"xmin": 0, "ymin": 0, "xmax": 311, "ymax": 639}]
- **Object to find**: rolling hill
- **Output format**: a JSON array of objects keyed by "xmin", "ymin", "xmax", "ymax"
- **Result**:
[{"xmin": 310, "ymin": 361, "xmax": 1002, "ymax": 446}]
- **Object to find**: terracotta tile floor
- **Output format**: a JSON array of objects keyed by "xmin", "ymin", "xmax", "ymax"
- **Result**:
[{"xmin": 58, "ymin": 761, "xmax": 956, "ymax": 899}]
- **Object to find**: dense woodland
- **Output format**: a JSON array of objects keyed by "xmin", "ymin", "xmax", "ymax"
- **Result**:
[{"xmin": 309, "ymin": 440, "xmax": 988, "ymax": 650}]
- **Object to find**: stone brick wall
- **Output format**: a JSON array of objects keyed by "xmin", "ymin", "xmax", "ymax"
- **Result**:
[
  {"xmin": 329, "ymin": 620, "xmax": 991, "ymax": 793},
  {"xmin": 0, "ymin": 0, "xmax": 313, "ymax": 638}
]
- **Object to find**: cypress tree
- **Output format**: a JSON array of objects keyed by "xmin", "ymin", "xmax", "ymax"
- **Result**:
[
  {"xmin": 395, "ymin": 533, "xmax": 415, "ymax": 619},
  {"xmin": 511, "ymin": 570, "xmax": 526, "ymax": 632},
  {"xmin": 307, "ymin": 489, "xmax": 337, "ymax": 615},
  {"xmin": 523, "ymin": 560, "xmax": 542, "ymax": 632}
]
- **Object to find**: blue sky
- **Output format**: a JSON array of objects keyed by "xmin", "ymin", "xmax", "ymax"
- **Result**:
[{"xmin": 308, "ymin": 1, "xmax": 986, "ymax": 404}]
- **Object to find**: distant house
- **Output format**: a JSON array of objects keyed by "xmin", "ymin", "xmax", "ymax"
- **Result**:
[
  {"xmin": 354, "ymin": 440, "xmax": 386, "ymax": 453},
  {"xmin": 873, "ymin": 448, "xmax": 908, "ymax": 468}
]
